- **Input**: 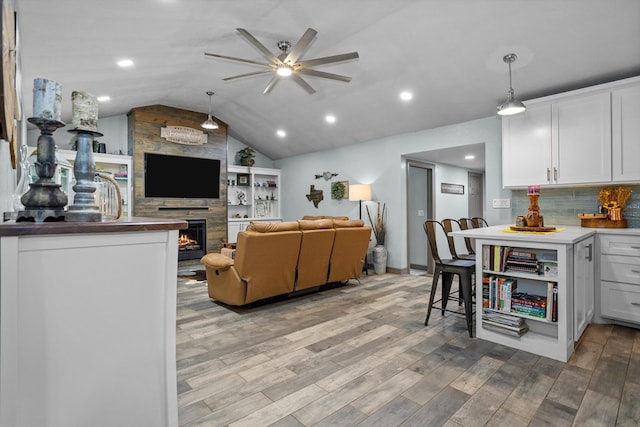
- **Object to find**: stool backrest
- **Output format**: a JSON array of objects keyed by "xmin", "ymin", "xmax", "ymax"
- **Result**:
[
  {"xmin": 441, "ymin": 218, "xmax": 464, "ymax": 258},
  {"xmin": 423, "ymin": 220, "xmax": 448, "ymax": 264},
  {"xmin": 472, "ymin": 217, "xmax": 489, "ymax": 227}
]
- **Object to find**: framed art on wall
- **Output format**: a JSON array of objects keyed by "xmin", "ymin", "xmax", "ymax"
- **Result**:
[
  {"xmin": 441, "ymin": 183, "xmax": 464, "ymax": 195},
  {"xmin": 237, "ymin": 173, "xmax": 250, "ymax": 186}
]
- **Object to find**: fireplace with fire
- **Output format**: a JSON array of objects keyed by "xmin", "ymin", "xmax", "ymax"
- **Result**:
[{"xmin": 178, "ymin": 219, "xmax": 206, "ymax": 261}]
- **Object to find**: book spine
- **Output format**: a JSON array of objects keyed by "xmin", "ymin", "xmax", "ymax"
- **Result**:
[
  {"xmin": 482, "ymin": 276, "xmax": 490, "ymax": 308},
  {"xmin": 552, "ymin": 284, "xmax": 558, "ymax": 322}
]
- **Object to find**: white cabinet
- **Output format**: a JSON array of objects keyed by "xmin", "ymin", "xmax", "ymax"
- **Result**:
[
  {"xmin": 0, "ymin": 221, "xmax": 181, "ymax": 427},
  {"xmin": 599, "ymin": 234, "xmax": 640, "ymax": 325},
  {"xmin": 502, "ymin": 76, "xmax": 640, "ymax": 188},
  {"xmin": 612, "ymin": 84, "xmax": 640, "ymax": 182},
  {"xmin": 502, "ymin": 92, "xmax": 611, "ymax": 187},
  {"xmin": 573, "ymin": 236, "xmax": 595, "ymax": 339},
  {"xmin": 58, "ymin": 149, "xmax": 133, "ymax": 217},
  {"xmin": 227, "ymin": 165, "xmax": 281, "ymax": 243},
  {"xmin": 553, "ymin": 92, "xmax": 611, "ymax": 185},
  {"xmin": 501, "ymin": 103, "xmax": 552, "ymax": 186}
]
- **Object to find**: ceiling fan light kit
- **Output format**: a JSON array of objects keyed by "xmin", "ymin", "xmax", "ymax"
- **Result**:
[
  {"xmin": 201, "ymin": 91, "xmax": 219, "ymax": 130},
  {"xmin": 497, "ymin": 53, "xmax": 526, "ymax": 116},
  {"xmin": 205, "ymin": 28, "xmax": 359, "ymax": 94}
]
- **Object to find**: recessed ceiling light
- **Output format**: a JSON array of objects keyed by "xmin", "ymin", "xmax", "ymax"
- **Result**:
[
  {"xmin": 325, "ymin": 115, "xmax": 336, "ymax": 124},
  {"xmin": 276, "ymin": 129, "xmax": 286, "ymax": 138},
  {"xmin": 400, "ymin": 91, "xmax": 413, "ymax": 101},
  {"xmin": 465, "ymin": 155, "xmax": 475, "ymax": 160},
  {"xmin": 117, "ymin": 59, "xmax": 134, "ymax": 68},
  {"xmin": 97, "ymin": 96, "xmax": 111, "ymax": 102}
]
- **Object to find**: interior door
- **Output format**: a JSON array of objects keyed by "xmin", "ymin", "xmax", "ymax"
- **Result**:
[
  {"xmin": 468, "ymin": 172, "xmax": 484, "ymax": 220},
  {"xmin": 407, "ymin": 161, "xmax": 433, "ymax": 271}
]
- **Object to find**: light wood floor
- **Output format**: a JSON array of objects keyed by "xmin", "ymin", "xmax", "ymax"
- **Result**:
[{"xmin": 176, "ymin": 271, "xmax": 640, "ymax": 427}]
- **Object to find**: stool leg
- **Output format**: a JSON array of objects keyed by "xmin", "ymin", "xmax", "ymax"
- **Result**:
[
  {"xmin": 425, "ymin": 267, "xmax": 441, "ymax": 326},
  {"xmin": 441, "ymin": 272, "xmax": 454, "ymax": 314},
  {"xmin": 461, "ymin": 270, "xmax": 474, "ymax": 338}
]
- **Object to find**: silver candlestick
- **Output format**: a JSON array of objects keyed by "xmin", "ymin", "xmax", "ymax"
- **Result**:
[
  {"xmin": 17, "ymin": 118, "xmax": 68, "ymax": 222},
  {"xmin": 64, "ymin": 128, "xmax": 103, "ymax": 222}
]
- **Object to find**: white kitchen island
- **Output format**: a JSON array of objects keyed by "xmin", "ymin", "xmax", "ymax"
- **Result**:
[
  {"xmin": 453, "ymin": 225, "xmax": 595, "ymax": 362},
  {"xmin": 0, "ymin": 217, "xmax": 186, "ymax": 427}
]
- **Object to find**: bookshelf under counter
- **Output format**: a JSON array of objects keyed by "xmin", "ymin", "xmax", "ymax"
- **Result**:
[{"xmin": 452, "ymin": 225, "xmax": 596, "ymax": 362}]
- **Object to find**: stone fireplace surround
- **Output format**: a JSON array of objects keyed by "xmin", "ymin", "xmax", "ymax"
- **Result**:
[{"xmin": 128, "ymin": 105, "xmax": 228, "ymax": 262}]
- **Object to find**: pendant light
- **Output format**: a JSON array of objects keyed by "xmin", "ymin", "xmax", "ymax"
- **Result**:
[
  {"xmin": 497, "ymin": 53, "xmax": 526, "ymax": 116},
  {"xmin": 201, "ymin": 91, "xmax": 219, "ymax": 130}
]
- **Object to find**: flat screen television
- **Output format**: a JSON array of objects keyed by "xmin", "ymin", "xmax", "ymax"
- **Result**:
[{"xmin": 144, "ymin": 152, "xmax": 220, "ymax": 199}]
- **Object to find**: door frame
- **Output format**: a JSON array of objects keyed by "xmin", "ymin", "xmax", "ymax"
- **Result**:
[{"xmin": 406, "ymin": 159, "xmax": 435, "ymax": 274}]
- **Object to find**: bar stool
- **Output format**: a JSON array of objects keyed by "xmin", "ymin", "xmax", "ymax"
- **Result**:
[
  {"xmin": 423, "ymin": 220, "xmax": 476, "ymax": 337},
  {"xmin": 458, "ymin": 218, "xmax": 478, "ymax": 255},
  {"xmin": 471, "ymin": 217, "xmax": 489, "ymax": 228},
  {"xmin": 442, "ymin": 218, "xmax": 475, "ymax": 259}
]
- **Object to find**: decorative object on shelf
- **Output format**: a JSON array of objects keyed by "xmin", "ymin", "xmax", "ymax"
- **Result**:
[
  {"xmin": 236, "ymin": 190, "xmax": 246, "ymax": 205},
  {"xmin": 509, "ymin": 185, "xmax": 556, "ymax": 232},
  {"xmin": 200, "ymin": 90, "xmax": 219, "ymax": 130},
  {"xmin": 17, "ymin": 78, "xmax": 68, "ymax": 222},
  {"xmin": 441, "ymin": 182, "xmax": 464, "ymax": 195},
  {"xmin": 160, "ymin": 125, "xmax": 208, "ymax": 145},
  {"xmin": 237, "ymin": 173, "xmax": 250, "ymax": 186},
  {"xmin": 331, "ymin": 181, "xmax": 348, "ymax": 199},
  {"xmin": 497, "ymin": 53, "xmax": 526, "ymax": 116},
  {"xmin": 305, "ymin": 185, "xmax": 323, "ymax": 208},
  {"xmin": 315, "ymin": 171, "xmax": 338, "ymax": 181},
  {"xmin": 65, "ymin": 91, "xmax": 103, "ymax": 222},
  {"xmin": 366, "ymin": 201, "xmax": 387, "ymax": 274},
  {"xmin": 237, "ymin": 147, "xmax": 256, "ymax": 166}
]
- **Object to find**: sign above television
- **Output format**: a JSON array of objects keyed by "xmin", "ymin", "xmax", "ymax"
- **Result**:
[{"xmin": 160, "ymin": 126, "xmax": 208, "ymax": 145}]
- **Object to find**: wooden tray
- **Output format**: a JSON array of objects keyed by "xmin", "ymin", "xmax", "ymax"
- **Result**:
[
  {"xmin": 509, "ymin": 225, "xmax": 557, "ymax": 232},
  {"xmin": 581, "ymin": 218, "xmax": 627, "ymax": 228}
]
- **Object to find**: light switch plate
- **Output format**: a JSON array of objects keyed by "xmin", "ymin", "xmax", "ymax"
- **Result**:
[{"xmin": 492, "ymin": 198, "xmax": 511, "ymax": 208}]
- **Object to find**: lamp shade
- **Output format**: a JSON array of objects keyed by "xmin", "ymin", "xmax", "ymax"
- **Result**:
[{"xmin": 349, "ymin": 184, "xmax": 372, "ymax": 201}]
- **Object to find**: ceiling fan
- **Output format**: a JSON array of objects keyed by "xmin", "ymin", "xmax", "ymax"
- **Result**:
[{"xmin": 205, "ymin": 28, "xmax": 359, "ymax": 94}]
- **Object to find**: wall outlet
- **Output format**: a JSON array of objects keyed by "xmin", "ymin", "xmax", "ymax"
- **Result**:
[{"xmin": 492, "ymin": 198, "xmax": 511, "ymax": 208}]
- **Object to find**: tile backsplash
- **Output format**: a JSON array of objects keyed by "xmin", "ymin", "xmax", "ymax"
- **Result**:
[{"xmin": 510, "ymin": 185, "xmax": 640, "ymax": 228}]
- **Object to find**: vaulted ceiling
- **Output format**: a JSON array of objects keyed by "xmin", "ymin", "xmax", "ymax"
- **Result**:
[{"xmin": 15, "ymin": 0, "xmax": 640, "ymax": 161}]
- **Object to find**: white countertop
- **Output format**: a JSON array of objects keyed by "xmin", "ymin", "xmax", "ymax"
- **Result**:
[{"xmin": 453, "ymin": 225, "xmax": 596, "ymax": 245}]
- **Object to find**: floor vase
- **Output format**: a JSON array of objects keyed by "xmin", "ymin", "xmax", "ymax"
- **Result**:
[{"xmin": 372, "ymin": 245, "xmax": 387, "ymax": 274}]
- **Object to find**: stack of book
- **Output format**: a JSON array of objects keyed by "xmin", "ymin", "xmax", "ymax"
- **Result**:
[
  {"xmin": 482, "ymin": 309, "xmax": 529, "ymax": 337},
  {"xmin": 505, "ymin": 249, "xmax": 541, "ymax": 274}
]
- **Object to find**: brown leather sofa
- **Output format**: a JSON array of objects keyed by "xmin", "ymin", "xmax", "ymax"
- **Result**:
[{"xmin": 201, "ymin": 218, "xmax": 371, "ymax": 305}]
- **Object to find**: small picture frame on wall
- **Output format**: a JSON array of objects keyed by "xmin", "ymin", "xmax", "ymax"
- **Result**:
[
  {"xmin": 441, "ymin": 183, "xmax": 464, "ymax": 195},
  {"xmin": 237, "ymin": 173, "xmax": 250, "ymax": 186}
]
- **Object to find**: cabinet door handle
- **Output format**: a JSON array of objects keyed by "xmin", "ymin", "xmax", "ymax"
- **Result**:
[
  {"xmin": 546, "ymin": 168, "xmax": 551, "ymax": 182},
  {"xmin": 632, "ymin": 302, "xmax": 640, "ymax": 306},
  {"xmin": 631, "ymin": 246, "xmax": 640, "ymax": 250},
  {"xmin": 586, "ymin": 243, "xmax": 593, "ymax": 262},
  {"xmin": 553, "ymin": 168, "xmax": 558, "ymax": 182},
  {"xmin": 632, "ymin": 270, "xmax": 640, "ymax": 274}
]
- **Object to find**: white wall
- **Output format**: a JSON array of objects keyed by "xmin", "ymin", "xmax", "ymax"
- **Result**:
[{"xmin": 275, "ymin": 116, "xmax": 511, "ymax": 271}]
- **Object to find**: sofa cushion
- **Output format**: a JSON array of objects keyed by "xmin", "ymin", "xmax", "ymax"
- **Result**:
[
  {"xmin": 246, "ymin": 221, "xmax": 299, "ymax": 233},
  {"xmin": 298, "ymin": 219, "xmax": 334, "ymax": 230},
  {"xmin": 302, "ymin": 215, "xmax": 350, "ymax": 221},
  {"xmin": 333, "ymin": 219, "xmax": 365, "ymax": 228}
]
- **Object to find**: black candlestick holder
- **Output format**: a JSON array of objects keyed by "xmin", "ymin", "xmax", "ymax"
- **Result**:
[
  {"xmin": 17, "ymin": 118, "xmax": 68, "ymax": 222},
  {"xmin": 64, "ymin": 128, "xmax": 103, "ymax": 222}
]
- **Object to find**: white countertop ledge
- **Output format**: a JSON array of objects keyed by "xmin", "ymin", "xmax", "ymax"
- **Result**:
[{"xmin": 450, "ymin": 225, "xmax": 640, "ymax": 245}]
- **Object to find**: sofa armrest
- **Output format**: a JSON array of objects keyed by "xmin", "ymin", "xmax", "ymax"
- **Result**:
[{"xmin": 201, "ymin": 253, "xmax": 234, "ymax": 271}]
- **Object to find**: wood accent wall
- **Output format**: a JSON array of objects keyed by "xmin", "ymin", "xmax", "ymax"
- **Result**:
[{"xmin": 127, "ymin": 105, "xmax": 227, "ymax": 257}]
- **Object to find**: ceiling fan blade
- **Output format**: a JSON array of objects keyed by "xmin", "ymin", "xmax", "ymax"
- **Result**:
[
  {"xmin": 296, "ymin": 52, "xmax": 359, "ymax": 68},
  {"xmin": 205, "ymin": 52, "xmax": 272, "ymax": 68},
  {"xmin": 291, "ymin": 74, "xmax": 316, "ymax": 94},
  {"xmin": 297, "ymin": 68, "xmax": 352, "ymax": 82},
  {"xmin": 284, "ymin": 28, "xmax": 318, "ymax": 64},
  {"xmin": 223, "ymin": 70, "xmax": 273, "ymax": 81},
  {"xmin": 263, "ymin": 75, "xmax": 281, "ymax": 94},
  {"xmin": 236, "ymin": 28, "xmax": 279, "ymax": 64}
]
